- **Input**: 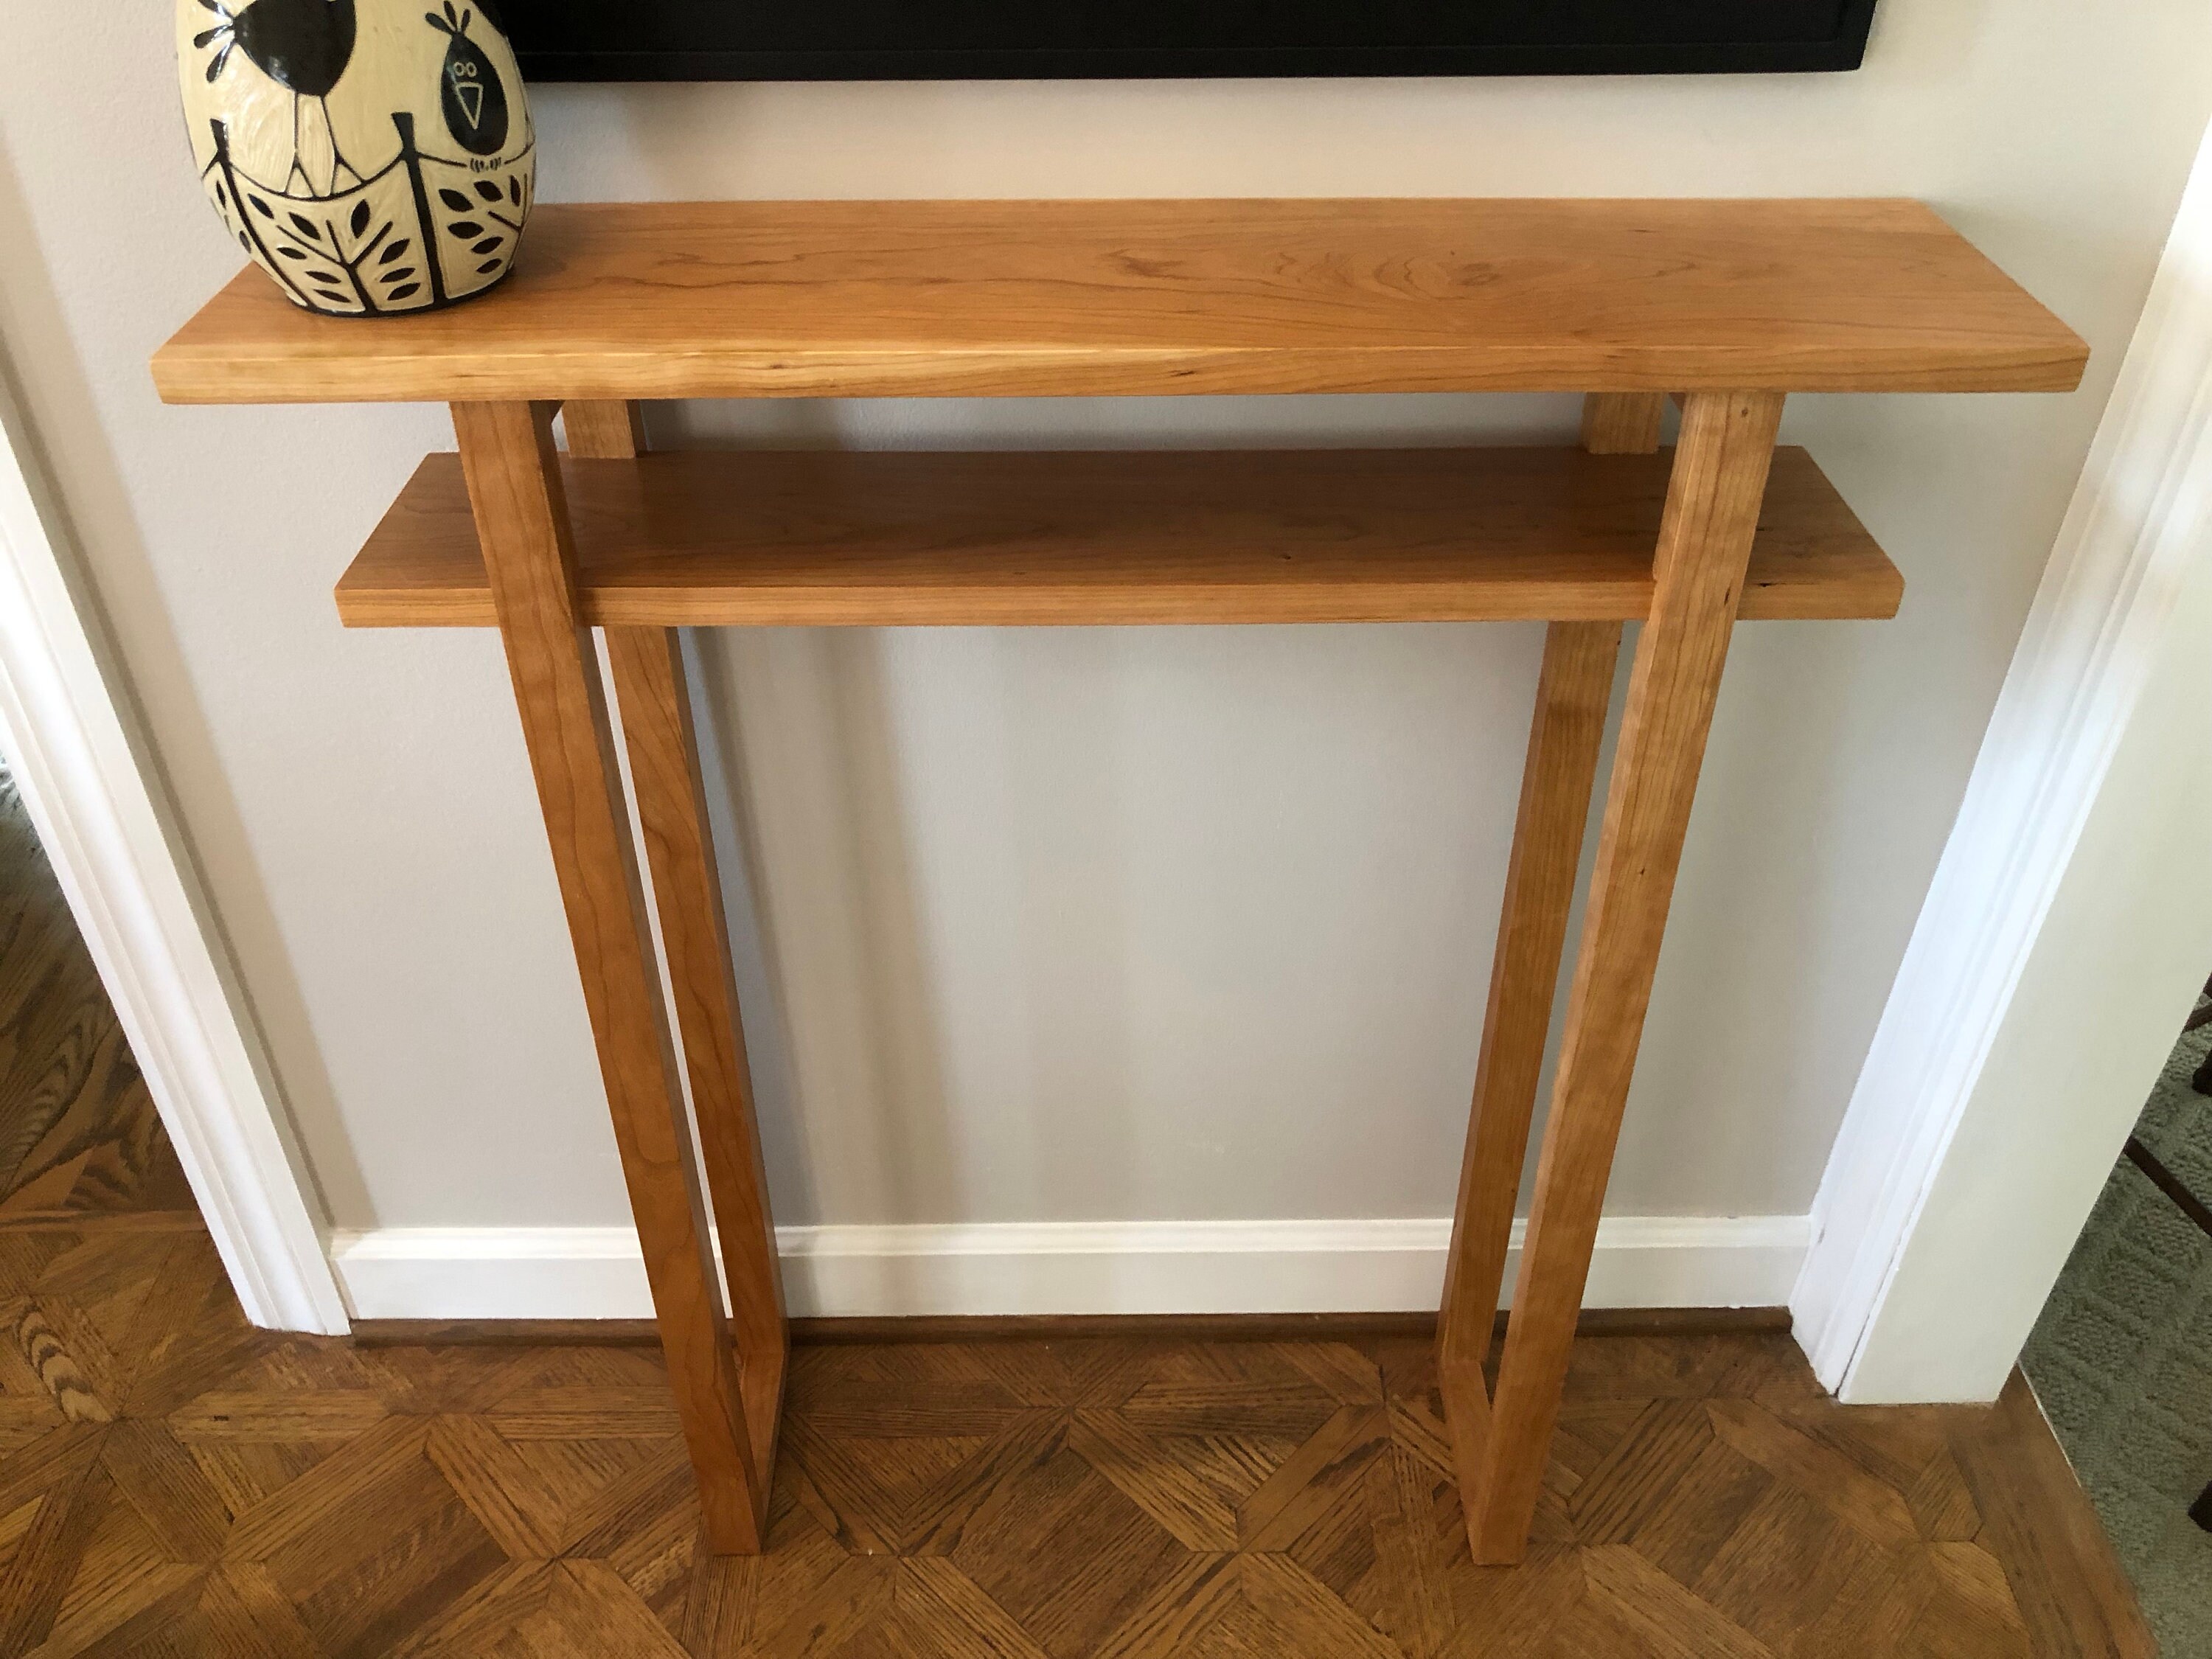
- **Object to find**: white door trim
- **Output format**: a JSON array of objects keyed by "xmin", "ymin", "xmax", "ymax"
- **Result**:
[
  {"xmin": 0, "ymin": 368, "xmax": 347, "ymax": 1335},
  {"xmin": 1792, "ymin": 114, "xmax": 2212, "ymax": 1399}
]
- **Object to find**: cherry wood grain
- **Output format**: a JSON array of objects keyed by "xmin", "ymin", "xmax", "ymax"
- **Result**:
[
  {"xmin": 602, "ymin": 626, "xmax": 788, "ymax": 1484},
  {"xmin": 562, "ymin": 399, "xmax": 648, "ymax": 459},
  {"xmin": 1465, "ymin": 389, "xmax": 1787, "ymax": 1564},
  {"xmin": 1436, "ymin": 398, "xmax": 1644, "ymax": 1527},
  {"xmin": 142, "ymin": 195, "xmax": 2093, "ymax": 1601},
  {"xmin": 335, "ymin": 445, "xmax": 1901, "ymax": 629},
  {"xmin": 451, "ymin": 400, "xmax": 765, "ymax": 1553},
  {"xmin": 1581, "ymin": 392, "xmax": 1670, "ymax": 455},
  {"xmin": 1436, "ymin": 619, "xmax": 1621, "ymax": 1481},
  {"xmin": 565, "ymin": 399, "xmax": 790, "ymax": 1495},
  {"xmin": 152, "ymin": 198, "xmax": 2088, "ymax": 404}
]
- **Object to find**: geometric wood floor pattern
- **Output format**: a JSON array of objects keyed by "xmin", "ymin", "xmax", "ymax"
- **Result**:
[
  {"xmin": 0, "ymin": 1223, "xmax": 2152, "ymax": 1658},
  {"xmin": 0, "ymin": 762, "xmax": 192, "ymax": 1219}
]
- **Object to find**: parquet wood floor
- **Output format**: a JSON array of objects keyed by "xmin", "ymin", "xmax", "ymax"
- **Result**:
[
  {"xmin": 0, "ymin": 765, "xmax": 192, "ymax": 1220},
  {"xmin": 0, "ymin": 737, "xmax": 2152, "ymax": 1655},
  {"xmin": 0, "ymin": 1220, "xmax": 2150, "ymax": 1658}
]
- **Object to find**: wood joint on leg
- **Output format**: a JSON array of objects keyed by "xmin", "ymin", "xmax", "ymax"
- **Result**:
[
  {"xmin": 562, "ymin": 398, "xmax": 650, "ymax": 459},
  {"xmin": 567, "ymin": 395, "xmax": 790, "ymax": 1511},
  {"xmin": 1438, "ymin": 1351, "xmax": 1497, "ymax": 1520},
  {"xmin": 1436, "ymin": 397, "xmax": 1637, "ymax": 1506},
  {"xmin": 1579, "ymin": 392, "xmax": 1669, "ymax": 455},
  {"xmin": 1436, "ymin": 621, "xmax": 1619, "ymax": 1374},
  {"xmin": 1460, "ymin": 389, "xmax": 1785, "ymax": 1565},
  {"xmin": 604, "ymin": 625, "xmax": 790, "ymax": 1485},
  {"xmin": 453, "ymin": 398, "xmax": 766, "ymax": 1553}
]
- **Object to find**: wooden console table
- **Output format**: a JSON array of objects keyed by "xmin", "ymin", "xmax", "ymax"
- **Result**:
[{"xmin": 153, "ymin": 198, "xmax": 2086, "ymax": 1562}]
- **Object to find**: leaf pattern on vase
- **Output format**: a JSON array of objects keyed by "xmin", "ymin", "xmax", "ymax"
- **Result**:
[{"xmin": 178, "ymin": 0, "xmax": 534, "ymax": 316}]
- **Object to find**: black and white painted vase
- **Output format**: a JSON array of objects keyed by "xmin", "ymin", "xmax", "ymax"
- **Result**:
[{"xmin": 176, "ymin": 0, "xmax": 535, "ymax": 316}]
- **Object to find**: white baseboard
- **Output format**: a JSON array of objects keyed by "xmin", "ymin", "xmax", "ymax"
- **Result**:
[{"xmin": 327, "ymin": 1214, "xmax": 1811, "ymax": 1323}]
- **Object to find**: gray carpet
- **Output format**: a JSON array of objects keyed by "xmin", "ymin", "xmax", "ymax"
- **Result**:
[{"xmin": 2025, "ymin": 1018, "xmax": 2212, "ymax": 1656}]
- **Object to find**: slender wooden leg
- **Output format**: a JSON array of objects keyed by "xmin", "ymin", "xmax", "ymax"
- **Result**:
[
  {"xmin": 1579, "ymin": 392, "xmax": 1668, "ymax": 456},
  {"xmin": 563, "ymin": 397, "xmax": 648, "ymax": 459},
  {"xmin": 1436, "ymin": 392, "xmax": 1650, "ymax": 1508},
  {"xmin": 1461, "ymin": 389, "xmax": 1786, "ymax": 1564},
  {"xmin": 566, "ymin": 399, "xmax": 791, "ymax": 1495},
  {"xmin": 605, "ymin": 628, "xmax": 787, "ymax": 1492},
  {"xmin": 452, "ymin": 399, "xmax": 765, "ymax": 1554},
  {"xmin": 1435, "ymin": 622, "xmax": 1619, "ymax": 1476}
]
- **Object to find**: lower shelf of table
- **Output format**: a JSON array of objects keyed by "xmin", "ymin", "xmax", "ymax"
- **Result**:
[{"xmin": 335, "ymin": 445, "xmax": 1902, "ymax": 628}]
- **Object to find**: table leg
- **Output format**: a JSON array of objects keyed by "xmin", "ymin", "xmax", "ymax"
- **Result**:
[
  {"xmin": 1435, "ymin": 621, "xmax": 1619, "ymax": 1475},
  {"xmin": 452, "ymin": 399, "xmax": 767, "ymax": 1553},
  {"xmin": 562, "ymin": 397, "xmax": 648, "ymax": 460},
  {"xmin": 1458, "ymin": 389, "xmax": 1785, "ymax": 1564},
  {"xmin": 603, "ymin": 627, "xmax": 789, "ymax": 1486},
  {"xmin": 1436, "ymin": 393, "xmax": 1649, "ymax": 1514},
  {"xmin": 566, "ymin": 400, "xmax": 790, "ymax": 1489},
  {"xmin": 1580, "ymin": 392, "xmax": 1669, "ymax": 456}
]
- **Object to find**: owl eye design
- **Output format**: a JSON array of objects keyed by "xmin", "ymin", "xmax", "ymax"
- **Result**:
[
  {"xmin": 185, "ymin": 0, "xmax": 533, "ymax": 314},
  {"xmin": 425, "ymin": 1, "xmax": 510, "ymax": 154}
]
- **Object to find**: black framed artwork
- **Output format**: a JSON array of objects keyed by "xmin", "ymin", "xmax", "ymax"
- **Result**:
[{"xmin": 507, "ymin": 1, "xmax": 1882, "ymax": 83}]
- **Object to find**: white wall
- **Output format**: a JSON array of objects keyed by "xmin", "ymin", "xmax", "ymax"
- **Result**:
[
  {"xmin": 1846, "ymin": 532, "xmax": 2212, "ymax": 1396},
  {"xmin": 1808, "ymin": 114, "xmax": 2212, "ymax": 1393},
  {"xmin": 2, "ymin": 3, "xmax": 2211, "ymax": 1305}
]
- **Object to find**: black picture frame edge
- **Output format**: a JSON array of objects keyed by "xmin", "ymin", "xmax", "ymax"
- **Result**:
[{"xmin": 516, "ymin": 0, "xmax": 1878, "ymax": 84}]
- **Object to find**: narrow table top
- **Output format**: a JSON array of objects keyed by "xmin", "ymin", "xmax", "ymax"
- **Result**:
[{"xmin": 153, "ymin": 198, "xmax": 2087, "ymax": 405}]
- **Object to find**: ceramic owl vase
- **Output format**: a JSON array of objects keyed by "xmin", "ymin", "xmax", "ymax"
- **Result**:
[{"xmin": 176, "ymin": 0, "xmax": 535, "ymax": 316}]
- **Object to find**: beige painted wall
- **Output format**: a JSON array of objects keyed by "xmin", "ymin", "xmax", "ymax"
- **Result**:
[{"xmin": 1, "ymin": 1, "xmax": 2208, "ymax": 1237}]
